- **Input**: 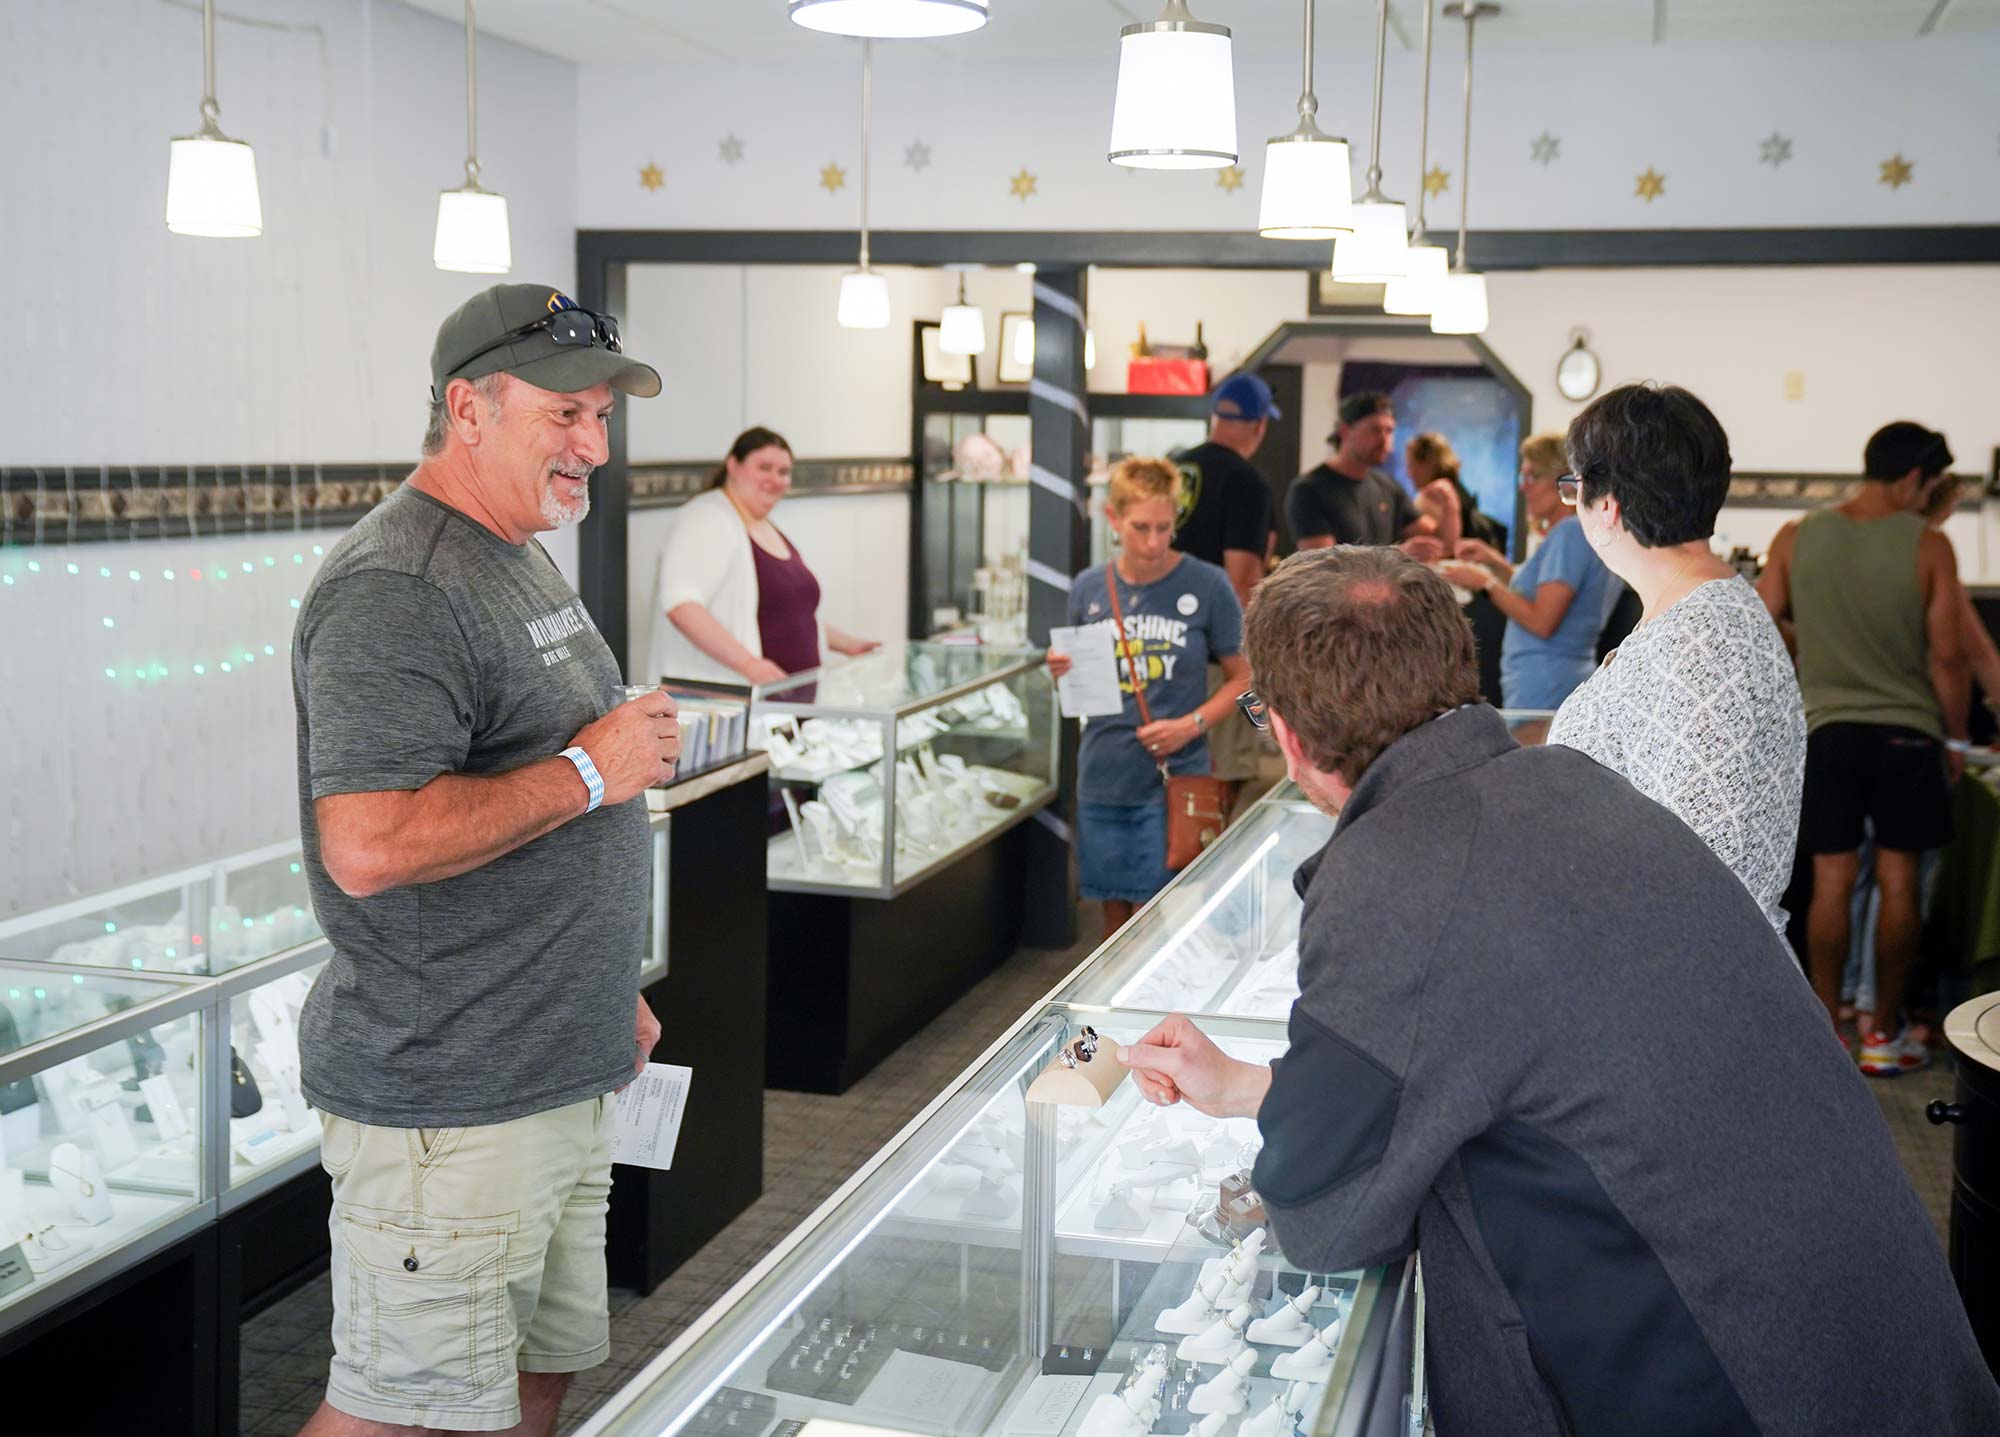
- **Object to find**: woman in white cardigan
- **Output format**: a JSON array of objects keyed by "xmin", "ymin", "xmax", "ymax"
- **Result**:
[{"xmin": 644, "ymin": 427, "xmax": 877, "ymax": 685}]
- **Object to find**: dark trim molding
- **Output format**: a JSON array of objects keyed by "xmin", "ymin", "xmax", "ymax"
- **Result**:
[
  {"xmin": 630, "ymin": 459, "xmax": 911, "ymax": 510},
  {"xmin": 579, "ymin": 226, "xmax": 2000, "ymax": 273},
  {"xmin": 1, "ymin": 464, "xmax": 405, "ymax": 548}
]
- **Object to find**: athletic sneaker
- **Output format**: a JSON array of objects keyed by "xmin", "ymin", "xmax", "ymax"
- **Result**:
[{"xmin": 1858, "ymin": 1027, "xmax": 1932, "ymax": 1077}]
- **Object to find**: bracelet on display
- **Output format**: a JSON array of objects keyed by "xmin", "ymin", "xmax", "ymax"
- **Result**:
[{"xmin": 561, "ymin": 746, "xmax": 606, "ymax": 812}]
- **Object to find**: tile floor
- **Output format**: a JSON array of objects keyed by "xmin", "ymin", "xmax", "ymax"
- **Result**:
[{"xmin": 239, "ymin": 911, "xmax": 1965, "ymax": 1436}]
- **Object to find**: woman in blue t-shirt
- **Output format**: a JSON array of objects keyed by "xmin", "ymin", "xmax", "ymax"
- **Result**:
[
  {"xmin": 1443, "ymin": 432, "xmax": 1619, "ymax": 742},
  {"xmin": 1049, "ymin": 458, "xmax": 1251, "ymax": 938}
]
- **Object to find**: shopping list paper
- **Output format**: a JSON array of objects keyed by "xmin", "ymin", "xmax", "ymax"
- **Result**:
[
  {"xmin": 610, "ymin": 1063, "xmax": 693, "ymax": 1170},
  {"xmin": 1048, "ymin": 625, "xmax": 1124, "ymax": 718}
]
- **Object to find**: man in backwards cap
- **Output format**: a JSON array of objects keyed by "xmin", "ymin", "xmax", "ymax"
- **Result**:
[{"xmin": 292, "ymin": 285, "xmax": 673, "ymax": 1436}]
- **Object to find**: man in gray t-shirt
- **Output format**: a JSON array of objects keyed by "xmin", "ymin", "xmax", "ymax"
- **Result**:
[{"xmin": 292, "ymin": 284, "xmax": 672, "ymax": 1437}]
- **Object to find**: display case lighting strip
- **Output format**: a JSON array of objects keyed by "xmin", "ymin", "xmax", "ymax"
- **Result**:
[{"xmin": 1108, "ymin": 830, "xmax": 1282, "ymax": 1007}]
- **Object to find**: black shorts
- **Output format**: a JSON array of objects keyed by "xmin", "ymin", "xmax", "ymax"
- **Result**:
[{"xmin": 1800, "ymin": 722, "xmax": 1953, "ymax": 855}]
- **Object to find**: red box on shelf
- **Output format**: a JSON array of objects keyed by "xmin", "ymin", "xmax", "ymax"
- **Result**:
[{"xmin": 1125, "ymin": 357, "xmax": 1210, "ymax": 396}]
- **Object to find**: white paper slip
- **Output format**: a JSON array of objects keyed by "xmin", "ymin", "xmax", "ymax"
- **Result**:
[
  {"xmin": 610, "ymin": 1062, "xmax": 693, "ymax": 1170},
  {"xmin": 1048, "ymin": 625, "xmax": 1124, "ymax": 718}
]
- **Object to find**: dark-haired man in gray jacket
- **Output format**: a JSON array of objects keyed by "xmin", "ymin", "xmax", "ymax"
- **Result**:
[{"xmin": 1122, "ymin": 547, "xmax": 1998, "ymax": 1436}]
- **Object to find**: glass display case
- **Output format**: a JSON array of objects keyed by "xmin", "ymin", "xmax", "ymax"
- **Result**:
[
  {"xmin": 753, "ymin": 643, "xmax": 1058, "ymax": 898},
  {"xmin": 574, "ymin": 1003, "xmax": 1409, "ymax": 1437},
  {"xmin": 0, "ymin": 962, "xmax": 210, "ymax": 1328}
]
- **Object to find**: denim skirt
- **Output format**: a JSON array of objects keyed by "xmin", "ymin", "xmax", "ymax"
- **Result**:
[{"xmin": 1077, "ymin": 798, "xmax": 1175, "ymax": 905}]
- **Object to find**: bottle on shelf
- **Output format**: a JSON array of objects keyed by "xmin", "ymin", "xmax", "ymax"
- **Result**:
[
  {"xmin": 1130, "ymin": 322, "xmax": 1152, "ymax": 359},
  {"xmin": 1190, "ymin": 321, "xmax": 1208, "ymax": 362}
]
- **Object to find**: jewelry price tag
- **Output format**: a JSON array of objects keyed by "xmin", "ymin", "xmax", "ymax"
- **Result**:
[{"xmin": 610, "ymin": 1062, "xmax": 693, "ymax": 1171}]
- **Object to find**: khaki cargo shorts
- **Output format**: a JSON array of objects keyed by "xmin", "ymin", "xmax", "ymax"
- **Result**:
[
  {"xmin": 1206, "ymin": 660, "xmax": 1266, "ymax": 783},
  {"xmin": 318, "ymin": 1095, "xmax": 615, "ymax": 1432}
]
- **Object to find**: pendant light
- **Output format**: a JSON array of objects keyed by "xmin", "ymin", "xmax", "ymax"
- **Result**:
[
  {"xmin": 1257, "ymin": 0, "xmax": 1353, "ymax": 239},
  {"xmin": 1431, "ymin": 4, "xmax": 1496, "ymax": 335},
  {"xmin": 789, "ymin": 0, "xmax": 988, "ymax": 39},
  {"xmin": 1108, "ymin": 2, "xmax": 1237, "ymax": 170},
  {"xmin": 837, "ymin": 41, "xmax": 891, "ymax": 329},
  {"xmin": 1330, "ymin": 0, "xmax": 1408, "ymax": 283},
  {"xmin": 1383, "ymin": 0, "xmax": 1450, "ymax": 314},
  {"xmin": 939, "ymin": 270, "xmax": 986, "ymax": 355},
  {"xmin": 434, "ymin": 0, "xmax": 511, "ymax": 273},
  {"xmin": 165, "ymin": 0, "xmax": 262, "ymax": 237}
]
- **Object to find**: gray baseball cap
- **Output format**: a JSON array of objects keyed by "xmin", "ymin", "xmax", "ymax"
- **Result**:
[{"xmin": 429, "ymin": 283, "xmax": 662, "ymax": 400}]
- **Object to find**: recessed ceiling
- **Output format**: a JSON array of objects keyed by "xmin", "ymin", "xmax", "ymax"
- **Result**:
[{"xmin": 394, "ymin": 0, "xmax": 2000, "ymax": 67}]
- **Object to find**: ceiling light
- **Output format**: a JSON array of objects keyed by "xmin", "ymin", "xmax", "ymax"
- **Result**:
[
  {"xmin": 1108, "ymin": 2, "xmax": 1237, "ymax": 170},
  {"xmin": 1258, "ymin": 0, "xmax": 1352, "ymax": 240},
  {"xmin": 435, "ymin": 1, "xmax": 511, "ymax": 273},
  {"xmin": 1330, "ymin": 0, "xmax": 1407, "ymax": 281},
  {"xmin": 1011, "ymin": 317, "xmax": 1036, "ymax": 367},
  {"xmin": 1383, "ymin": 0, "xmax": 1446, "ymax": 314},
  {"xmin": 940, "ymin": 271, "xmax": 986, "ymax": 355},
  {"xmin": 839, "ymin": 41, "xmax": 890, "ymax": 329},
  {"xmin": 1432, "ymin": 4, "xmax": 1496, "ymax": 336},
  {"xmin": 789, "ymin": 0, "xmax": 988, "ymax": 39},
  {"xmin": 165, "ymin": 0, "xmax": 262, "ymax": 237}
]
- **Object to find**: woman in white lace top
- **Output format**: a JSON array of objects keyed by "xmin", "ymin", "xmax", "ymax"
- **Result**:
[{"xmin": 1545, "ymin": 385, "xmax": 1806, "ymax": 933}]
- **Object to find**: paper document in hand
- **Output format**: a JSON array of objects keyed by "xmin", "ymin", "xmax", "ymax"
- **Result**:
[
  {"xmin": 611, "ymin": 1062, "xmax": 693, "ymax": 1170},
  {"xmin": 1048, "ymin": 625, "xmax": 1124, "ymax": 718}
]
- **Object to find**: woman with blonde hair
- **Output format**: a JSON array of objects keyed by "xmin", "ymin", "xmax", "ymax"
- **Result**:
[
  {"xmin": 1049, "ymin": 458, "xmax": 1252, "ymax": 935},
  {"xmin": 1407, "ymin": 430, "xmax": 1507, "ymax": 551},
  {"xmin": 1443, "ymin": 432, "xmax": 1620, "ymax": 734}
]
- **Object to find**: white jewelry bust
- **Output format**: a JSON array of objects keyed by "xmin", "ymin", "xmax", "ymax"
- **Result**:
[{"xmin": 47, "ymin": 1142, "xmax": 112, "ymax": 1225}]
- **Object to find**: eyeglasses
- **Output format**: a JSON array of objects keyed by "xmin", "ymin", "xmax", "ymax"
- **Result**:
[
  {"xmin": 1556, "ymin": 474, "xmax": 1582, "ymax": 506},
  {"xmin": 444, "ymin": 306, "xmax": 623, "ymax": 383},
  {"xmin": 1236, "ymin": 690, "xmax": 1269, "ymax": 731}
]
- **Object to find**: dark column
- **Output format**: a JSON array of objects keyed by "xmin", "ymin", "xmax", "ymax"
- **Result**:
[
  {"xmin": 576, "ymin": 246, "xmax": 632, "ymax": 675},
  {"xmin": 1022, "ymin": 269, "xmax": 1091, "ymax": 950}
]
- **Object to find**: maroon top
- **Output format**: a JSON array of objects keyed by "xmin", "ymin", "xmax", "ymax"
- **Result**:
[{"xmin": 751, "ymin": 531, "xmax": 822, "ymax": 675}]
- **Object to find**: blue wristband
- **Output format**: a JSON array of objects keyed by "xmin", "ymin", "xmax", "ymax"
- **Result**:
[{"xmin": 561, "ymin": 746, "xmax": 605, "ymax": 813}]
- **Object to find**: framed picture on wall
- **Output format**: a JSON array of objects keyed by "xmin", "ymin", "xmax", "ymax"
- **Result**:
[
  {"xmin": 1307, "ymin": 271, "xmax": 1391, "ymax": 315},
  {"xmin": 920, "ymin": 322, "xmax": 973, "ymax": 390},
  {"xmin": 996, "ymin": 312, "xmax": 1034, "ymax": 384}
]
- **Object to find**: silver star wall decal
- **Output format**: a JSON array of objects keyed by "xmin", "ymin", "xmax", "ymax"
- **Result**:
[
  {"xmin": 1530, "ymin": 132, "xmax": 1560, "ymax": 166},
  {"xmin": 1760, "ymin": 133, "xmax": 1793, "ymax": 168},
  {"xmin": 904, "ymin": 139, "xmax": 932, "ymax": 172},
  {"xmin": 719, "ymin": 135, "xmax": 744, "ymax": 165}
]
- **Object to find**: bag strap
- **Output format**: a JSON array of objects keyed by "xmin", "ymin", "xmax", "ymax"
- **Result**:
[{"xmin": 1106, "ymin": 567, "xmax": 1170, "ymax": 785}]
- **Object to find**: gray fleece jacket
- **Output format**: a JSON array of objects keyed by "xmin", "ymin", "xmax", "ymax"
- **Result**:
[{"xmin": 1253, "ymin": 704, "xmax": 1998, "ymax": 1436}]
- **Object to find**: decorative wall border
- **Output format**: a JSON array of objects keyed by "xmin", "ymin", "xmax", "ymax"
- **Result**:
[
  {"xmin": 0, "ymin": 459, "xmax": 916, "ymax": 548},
  {"xmin": 1726, "ymin": 471, "xmax": 1989, "ymax": 508}
]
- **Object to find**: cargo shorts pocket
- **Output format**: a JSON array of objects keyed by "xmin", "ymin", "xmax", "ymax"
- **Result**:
[{"xmin": 340, "ymin": 1217, "xmax": 510, "ymax": 1404}]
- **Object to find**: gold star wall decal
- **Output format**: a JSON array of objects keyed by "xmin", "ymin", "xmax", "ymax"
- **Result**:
[
  {"xmin": 1009, "ymin": 167, "xmax": 1037, "ymax": 201},
  {"xmin": 1424, "ymin": 166, "xmax": 1450, "ymax": 197},
  {"xmin": 1634, "ymin": 167, "xmax": 1666, "ymax": 203},
  {"xmin": 638, "ymin": 163, "xmax": 664, "ymax": 192},
  {"xmin": 819, "ymin": 163, "xmax": 847, "ymax": 195},
  {"xmin": 1879, "ymin": 153, "xmax": 1914, "ymax": 189},
  {"xmin": 1215, "ymin": 165, "xmax": 1245, "ymax": 193}
]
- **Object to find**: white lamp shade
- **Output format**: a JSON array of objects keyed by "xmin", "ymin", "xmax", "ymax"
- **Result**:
[
  {"xmin": 434, "ymin": 187, "xmax": 512, "ymax": 274},
  {"xmin": 1012, "ymin": 317, "xmax": 1037, "ymax": 367},
  {"xmin": 1108, "ymin": 26, "xmax": 1236, "ymax": 169},
  {"xmin": 788, "ymin": 0, "xmax": 987, "ymax": 38},
  {"xmin": 1428, "ymin": 271, "xmax": 1489, "ymax": 335},
  {"xmin": 1329, "ymin": 199, "xmax": 1409, "ymax": 283},
  {"xmin": 165, "ymin": 134, "xmax": 262, "ymax": 237},
  {"xmin": 940, "ymin": 301, "xmax": 987, "ymax": 356},
  {"xmin": 838, "ymin": 269, "xmax": 892, "ymax": 329},
  {"xmin": 1381, "ymin": 243, "xmax": 1450, "ymax": 315},
  {"xmin": 1258, "ymin": 134, "xmax": 1354, "ymax": 240},
  {"xmin": 1085, "ymin": 328, "xmax": 1097, "ymax": 370}
]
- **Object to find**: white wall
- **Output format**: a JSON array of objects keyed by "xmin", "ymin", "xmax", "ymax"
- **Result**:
[
  {"xmin": 578, "ymin": 35, "xmax": 2000, "ymax": 233},
  {"xmin": 0, "ymin": 0, "xmax": 582, "ymax": 912}
]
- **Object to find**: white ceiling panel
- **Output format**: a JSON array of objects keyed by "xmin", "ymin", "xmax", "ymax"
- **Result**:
[{"xmin": 393, "ymin": 0, "xmax": 2000, "ymax": 66}]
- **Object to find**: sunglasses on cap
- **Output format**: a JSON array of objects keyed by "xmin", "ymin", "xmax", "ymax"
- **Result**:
[{"xmin": 444, "ymin": 306, "xmax": 623, "ymax": 384}]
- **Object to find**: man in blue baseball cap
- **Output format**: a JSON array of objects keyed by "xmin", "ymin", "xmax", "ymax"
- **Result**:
[{"xmin": 1169, "ymin": 372, "xmax": 1282, "ymax": 803}]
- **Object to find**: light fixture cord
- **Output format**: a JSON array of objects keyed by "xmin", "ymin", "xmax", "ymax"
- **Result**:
[
  {"xmin": 464, "ymin": 0, "xmax": 480, "ymax": 186},
  {"xmin": 859, "ymin": 39, "xmax": 873, "ymax": 270},
  {"xmin": 201, "ymin": 0, "xmax": 219, "ymax": 124},
  {"xmin": 1413, "ymin": 0, "xmax": 1434, "ymax": 232},
  {"xmin": 1456, "ymin": 5, "xmax": 1478, "ymax": 272},
  {"xmin": 1297, "ymin": 0, "xmax": 1316, "ymax": 124},
  {"xmin": 1365, "ymin": 0, "xmax": 1389, "ymax": 191}
]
